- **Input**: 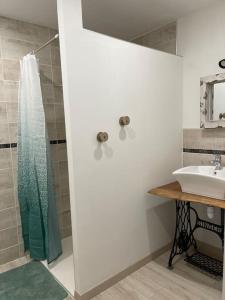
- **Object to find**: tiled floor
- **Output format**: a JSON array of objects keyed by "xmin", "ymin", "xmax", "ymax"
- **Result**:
[
  {"xmin": 92, "ymin": 251, "xmax": 222, "ymax": 300},
  {"xmin": 0, "ymin": 247, "xmax": 222, "ymax": 300}
]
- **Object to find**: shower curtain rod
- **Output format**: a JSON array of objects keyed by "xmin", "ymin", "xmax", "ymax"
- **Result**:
[{"xmin": 29, "ymin": 34, "xmax": 59, "ymax": 55}]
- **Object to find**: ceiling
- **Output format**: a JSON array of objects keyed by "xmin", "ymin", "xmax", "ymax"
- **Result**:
[
  {"xmin": 0, "ymin": 0, "xmax": 58, "ymax": 29},
  {"xmin": 0, "ymin": 0, "xmax": 221, "ymax": 36},
  {"xmin": 82, "ymin": 0, "xmax": 221, "ymax": 40}
]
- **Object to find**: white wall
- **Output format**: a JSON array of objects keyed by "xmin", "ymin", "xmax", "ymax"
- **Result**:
[
  {"xmin": 177, "ymin": 1, "xmax": 225, "ymax": 128},
  {"xmin": 177, "ymin": 3, "xmax": 225, "ymax": 250},
  {"xmin": 58, "ymin": 0, "xmax": 182, "ymax": 295}
]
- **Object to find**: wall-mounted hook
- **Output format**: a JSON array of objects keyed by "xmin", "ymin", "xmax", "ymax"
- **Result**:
[
  {"xmin": 219, "ymin": 113, "xmax": 225, "ymax": 120},
  {"xmin": 97, "ymin": 132, "xmax": 109, "ymax": 143},
  {"xmin": 119, "ymin": 116, "xmax": 130, "ymax": 126}
]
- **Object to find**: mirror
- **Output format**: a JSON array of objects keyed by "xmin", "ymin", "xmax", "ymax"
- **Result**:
[
  {"xmin": 211, "ymin": 82, "xmax": 225, "ymax": 121},
  {"xmin": 200, "ymin": 73, "xmax": 225, "ymax": 128}
]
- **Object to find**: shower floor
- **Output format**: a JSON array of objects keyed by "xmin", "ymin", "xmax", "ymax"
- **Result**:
[{"xmin": 42, "ymin": 236, "xmax": 75, "ymax": 296}]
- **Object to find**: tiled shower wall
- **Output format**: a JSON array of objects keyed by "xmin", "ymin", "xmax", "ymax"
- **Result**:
[
  {"xmin": 183, "ymin": 128, "xmax": 225, "ymax": 249},
  {"xmin": 0, "ymin": 16, "xmax": 71, "ymax": 265},
  {"xmin": 132, "ymin": 22, "xmax": 177, "ymax": 55}
]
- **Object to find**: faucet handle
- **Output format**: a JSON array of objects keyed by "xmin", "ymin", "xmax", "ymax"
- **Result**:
[
  {"xmin": 211, "ymin": 154, "xmax": 221, "ymax": 165},
  {"xmin": 215, "ymin": 154, "xmax": 222, "ymax": 161}
]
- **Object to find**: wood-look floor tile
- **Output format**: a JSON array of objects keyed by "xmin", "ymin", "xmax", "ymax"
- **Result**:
[{"xmin": 91, "ymin": 252, "xmax": 221, "ymax": 300}]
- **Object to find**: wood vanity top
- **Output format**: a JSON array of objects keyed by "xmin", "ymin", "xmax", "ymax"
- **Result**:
[{"xmin": 148, "ymin": 181, "xmax": 225, "ymax": 209}]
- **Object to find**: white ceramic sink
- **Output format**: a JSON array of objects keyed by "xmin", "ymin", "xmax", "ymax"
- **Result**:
[{"xmin": 173, "ymin": 166, "xmax": 225, "ymax": 200}]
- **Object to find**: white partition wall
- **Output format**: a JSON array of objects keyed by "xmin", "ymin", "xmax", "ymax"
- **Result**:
[
  {"xmin": 177, "ymin": 1, "xmax": 225, "ymax": 129},
  {"xmin": 57, "ymin": 0, "xmax": 183, "ymax": 297}
]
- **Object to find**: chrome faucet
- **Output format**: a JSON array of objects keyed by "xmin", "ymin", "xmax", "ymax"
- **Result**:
[{"xmin": 211, "ymin": 154, "xmax": 222, "ymax": 170}]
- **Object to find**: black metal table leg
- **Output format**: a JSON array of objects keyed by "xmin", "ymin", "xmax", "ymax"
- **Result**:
[{"xmin": 168, "ymin": 200, "xmax": 197, "ymax": 269}]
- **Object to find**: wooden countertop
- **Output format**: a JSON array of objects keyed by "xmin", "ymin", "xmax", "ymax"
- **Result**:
[{"xmin": 148, "ymin": 181, "xmax": 225, "ymax": 209}]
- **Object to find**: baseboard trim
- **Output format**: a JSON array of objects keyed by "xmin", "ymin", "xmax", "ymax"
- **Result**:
[{"xmin": 74, "ymin": 242, "xmax": 171, "ymax": 300}]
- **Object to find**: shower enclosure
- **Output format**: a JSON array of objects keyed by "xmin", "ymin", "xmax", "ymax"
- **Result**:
[{"xmin": 0, "ymin": 16, "xmax": 74, "ymax": 295}]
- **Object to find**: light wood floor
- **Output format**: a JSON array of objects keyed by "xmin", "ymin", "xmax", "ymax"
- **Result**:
[
  {"xmin": 0, "ymin": 251, "xmax": 222, "ymax": 300},
  {"xmin": 92, "ymin": 251, "xmax": 222, "ymax": 300}
]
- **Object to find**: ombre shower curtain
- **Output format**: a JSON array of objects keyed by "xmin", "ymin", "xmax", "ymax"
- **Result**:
[{"xmin": 18, "ymin": 54, "xmax": 62, "ymax": 263}]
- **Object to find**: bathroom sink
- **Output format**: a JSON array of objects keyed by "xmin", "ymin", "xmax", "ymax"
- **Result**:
[{"xmin": 173, "ymin": 166, "xmax": 225, "ymax": 200}]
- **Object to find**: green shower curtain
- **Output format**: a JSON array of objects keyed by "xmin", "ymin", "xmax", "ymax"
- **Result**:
[{"xmin": 17, "ymin": 54, "xmax": 62, "ymax": 263}]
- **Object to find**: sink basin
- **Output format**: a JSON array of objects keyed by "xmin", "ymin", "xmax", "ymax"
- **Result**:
[{"xmin": 173, "ymin": 166, "xmax": 225, "ymax": 200}]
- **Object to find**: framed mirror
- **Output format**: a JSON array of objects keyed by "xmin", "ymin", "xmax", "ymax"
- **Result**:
[{"xmin": 200, "ymin": 73, "xmax": 225, "ymax": 128}]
